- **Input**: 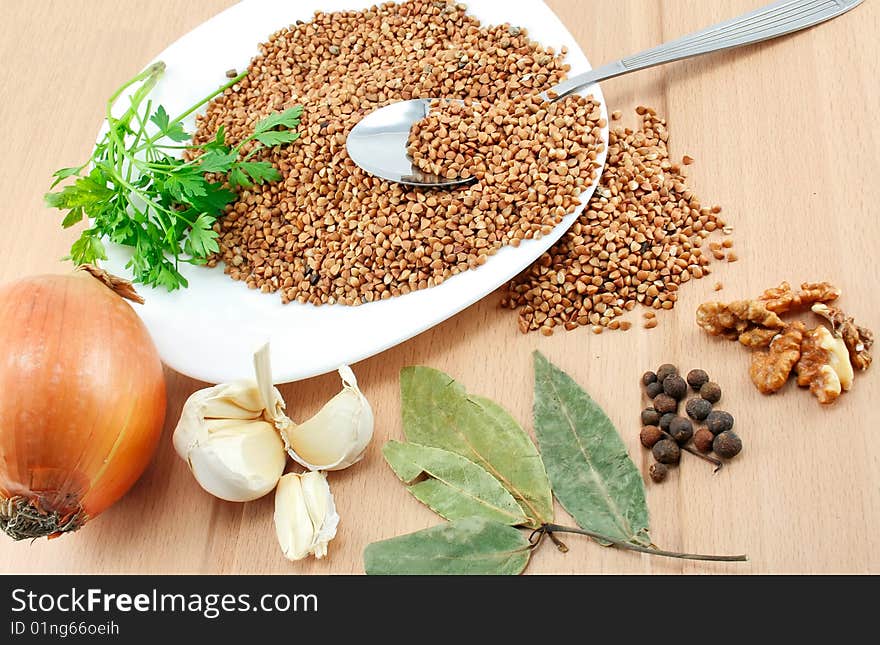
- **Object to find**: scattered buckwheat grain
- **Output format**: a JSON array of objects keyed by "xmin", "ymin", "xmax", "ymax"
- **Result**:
[{"xmin": 501, "ymin": 106, "xmax": 732, "ymax": 334}]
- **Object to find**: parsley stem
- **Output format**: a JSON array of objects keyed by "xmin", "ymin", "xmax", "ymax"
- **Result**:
[
  {"xmin": 133, "ymin": 70, "xmax": 249, "ymax": 155},
  {"xmin": 171, "ymin": 70, "xmax": 247, "ymax": 124},
  {"xmin": 105, "ymin": 64, "xmax": 164, "ymax": 179},
  {"xmin": 105, "ymin": 62, "xmax": 165, "ymax": 120}
]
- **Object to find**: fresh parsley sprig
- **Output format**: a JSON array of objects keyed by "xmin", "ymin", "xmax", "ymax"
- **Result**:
[{"xmin": 46, "ymin": 61, "xmax": 303, "ymax": 291}]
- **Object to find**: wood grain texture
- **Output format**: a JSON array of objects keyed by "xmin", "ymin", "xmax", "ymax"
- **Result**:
[{"xmin": 0, "ymin": 0, "xmax": 877, "ymax": 574}]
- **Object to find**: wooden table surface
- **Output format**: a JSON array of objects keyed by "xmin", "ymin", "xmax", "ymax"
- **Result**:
[{"xmin": 1, "ymin": 0, "xmax": 877, "ymax": 574}]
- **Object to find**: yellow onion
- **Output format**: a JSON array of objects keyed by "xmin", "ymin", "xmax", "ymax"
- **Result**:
[{"xmin": 0, "ymin": 266, "xmax": 166, "ymax": 540}]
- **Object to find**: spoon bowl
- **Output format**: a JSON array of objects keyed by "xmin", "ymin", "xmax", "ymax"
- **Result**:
[
  {"xmin": 347, "ymin": 0, "xmax": 862, "ymax": 188},
  {"xmin": 346, "ymin": 98, "xmax": 473, "ymax": 187}
]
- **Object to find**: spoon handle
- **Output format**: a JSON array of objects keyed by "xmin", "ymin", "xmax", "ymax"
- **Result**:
[{"xmin": 546, "ymin": 0, "xmax": 862, "ymax": 101}]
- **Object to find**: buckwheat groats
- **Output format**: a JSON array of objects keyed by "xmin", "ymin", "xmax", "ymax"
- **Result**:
[
  {"xmin": 501, "ymin": 106, "xmax": 731, "ymax": 335},
  {"xmin": 195, "ymin": 0, "xmax": 602, "ymax": 306},
  {"xmin": 195, "ymin": 1, "xmax": 733, "ymax": 330}
]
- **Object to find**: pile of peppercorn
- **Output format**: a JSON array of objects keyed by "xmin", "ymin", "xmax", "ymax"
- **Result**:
[{"xmin": 640, "ymin": 364, "xmax": 742, "ymax": 483}]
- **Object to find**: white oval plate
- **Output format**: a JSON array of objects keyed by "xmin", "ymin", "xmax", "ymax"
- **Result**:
[{"xmin": 104, "ymin": 0, "xmax": 608, "ymax": 384}]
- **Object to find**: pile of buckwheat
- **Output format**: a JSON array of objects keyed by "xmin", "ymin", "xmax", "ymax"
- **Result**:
[
  {"xmin": 408, "ymin": 94, "xmax": 602, "ymax": 184},
  {"xmin": 196, "ymin": 0, "xmax": 734, "ymax": 328},
  {"xmin": 195, "ymin": 0, "xmax": 596, "ymax": 306},
  {"xmin": 501, "ymin": 107, "xmax": 733, "ymax": 335}
]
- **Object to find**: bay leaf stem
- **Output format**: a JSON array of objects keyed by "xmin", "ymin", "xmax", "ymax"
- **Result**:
[
  {"xmin": 540, "ymin": 524, "xmax": 747, "ymax": 562},
  {"xmin": 545, "ymin": 530, "xmax": 569, "ymax": 553}
]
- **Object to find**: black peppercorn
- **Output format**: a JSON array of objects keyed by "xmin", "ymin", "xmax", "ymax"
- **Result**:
[
  {"xmin": 649, "ymin": 462, "xmax": 668, "ymax": 483},
  {"xmin": 656, "ymin": 363, "xmax": 678, "ymax": 383},
  {"xmin": 662, "ymin": 375, "xmax": 688, "ymax": 400},
  {"xmin": 700, "ymin": 381, "xmax": 722, "ymax": 404},
  {"xmin": 693, "ymin": 428, "xmax": 715, "ymax": 453},
  {"xmin": 645, "ymin": 381, "xmax": 664, "ymax": 398},
  {"xmin": 686, "ymin": 369, "xmax": 710, "ymax": 391},
  {"xmin": 706, "ymin": 410, "xmax": 734, "ymax": 435},
  {"xmin": 713, "ymin": 431, "xmax": 742, "ymax": 459},
  {"xmin": 640, "ymin": 425, "xmax": 663, "ymax": 449},
  {"xmin": 668, "ymin": 416, "xmax": 694, "ymax": 445},
  {"xmin": 653, "ymin": 393, "xmax": 678, "ymax": 414},
  {"xmin": 659, "ymin": 412, "xmax": 676, "ymax": 431},
  {"xmin": 652, "ymin": 439, "xmax": 681, "ymax": 464},
  {"xmin": 642, "ymin": 371, "xmax": 658, "ymax": 386},
  {"xmin": 685, "ymin": 397, "xmax": 712, "ymax": 421},
  {"xmin": 641, "ymin": 407, "xmax": 661, "ymax": 426}
]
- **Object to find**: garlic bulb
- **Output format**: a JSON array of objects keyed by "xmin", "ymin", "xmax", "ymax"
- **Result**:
[
  {"xmin": 274, "ymin": 472, "xmax": 339, "ymax": 561},
  {"xmin": 281, "ymin": 366, "xmax": 374, "ymax": 471},
  {"xmin": 172, "ymin": 346, "xmax": 289, "ymax": 502}
]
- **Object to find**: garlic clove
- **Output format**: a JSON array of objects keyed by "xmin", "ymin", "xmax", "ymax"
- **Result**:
[
  {"xmin": 274, "ymin": 472, "xmax": 339, "ymax": 561},
  {"xmin": 299, "ymin": 471, "xmax": 340, "ymax": 559},
  {"xmin": 281, "ymin": 366, "xmax": 374, "ymax": 471},
  {"xmin": 253, "ymin": 344, "xmax": 290, "ymax": 425},
  {"xmin": 172, "ymin": 344, "xmax": 296, "ymax": 503},
  {"xmin": 184, "ymin": 419, "xmax": 287, "ymax": 502},
  {"xmin": 200, "ymin": 380, "xmax": 268, "ymax": 419}
]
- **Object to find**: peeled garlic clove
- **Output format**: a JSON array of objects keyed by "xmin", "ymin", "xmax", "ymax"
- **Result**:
[
  {"xmin": 282, "ymin": 366, "xmax": 373, "ymax": 471},
  {"xmin": 173, "ymin": 385, "xmax": 287, "ymax": 502},
  {"xmin": 274, "ymin": 472, "xmax": 339, "ymax": 561}
]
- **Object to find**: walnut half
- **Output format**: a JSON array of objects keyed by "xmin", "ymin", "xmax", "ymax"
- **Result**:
[
  {"xmin": 758, "ymin": 281, "xmax": 841, "ymax": 314},
  {"xmin": 749, "ymin": 322, "xmax": 805, "ymax": 394},
  {"xmin": 696, "ymin": 300, "xmax": 785, "ymax": 339},
  {"xmin": 795, "ymin": 325, "xmax": 854, "ymax": 404}
]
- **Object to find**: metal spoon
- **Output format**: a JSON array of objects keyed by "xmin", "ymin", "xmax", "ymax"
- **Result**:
[{"xmin": 347, "ymin": 0, "xmax": 862, "ymax": 187}]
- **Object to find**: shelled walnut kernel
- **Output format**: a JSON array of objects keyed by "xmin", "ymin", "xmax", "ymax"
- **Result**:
[{"xmin": 697, "ymin": 282, "xmax": 873, "ymax": 404}]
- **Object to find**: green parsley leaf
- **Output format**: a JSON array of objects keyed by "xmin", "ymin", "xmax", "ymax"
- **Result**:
[
  {"xmin": 203, "ymin": 125, "xmax": 227, "ymax": 152},
  {"xmin": 187, "ymin": 182, "xmax": 236, "ymax": 216},
  {"xmin": 150, "ymin": 105, "xmax": 189, "ymax": 142},
  {"xmin": 50, "ymin": 166, "xmax": 84, "ymax": 188},
  {"xmin": 162, "ymin": 167, "xmax": 208, "ymax": 201},
  {"xmin": 61, "ymin": 207, "xmax": 84, "ymax": 228},
  {"xmin": 228, "ymin": 167, "xmax": 250, "ymax": 189},
  {"xmin": 149, "ymin": 105, "xmax": 171, "ymax": 131},
  {"xmin": 239, "ymin": 161, "xmax": 281, "ymax": 185},
  {"xmin": 184, "ymin": 214, "xmax": 220, "ymax": 259},
  {"xmin": 253, "ymin": 130, "xmax": 301, "ymax": 147},
  {"xmin": 70, "ymin": 231, "xmax": 107, "ymax": 264},
  {"xmin": 197, "ymin": 149, "xmax": 238, "ymax": 174},
  {"xmin": 253, "ymin": 106, "xmax": 303, "ymax": 133},
  {"xmin": 45, "ymin": 169, "xmax": 113, "ymax": 210}
]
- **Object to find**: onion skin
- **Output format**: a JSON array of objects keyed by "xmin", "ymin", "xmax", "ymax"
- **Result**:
[{"xmin": 0, "ymin": 268, "xmax": 166, "ymax": 539}]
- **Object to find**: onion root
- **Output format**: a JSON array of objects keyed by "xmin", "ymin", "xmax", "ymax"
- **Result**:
[{"xmin": 0, "ymin": 495, "xmax": 87, "ymax": 541}]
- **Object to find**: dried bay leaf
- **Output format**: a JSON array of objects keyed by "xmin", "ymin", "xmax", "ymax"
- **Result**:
[
  {"xmin": 400, "ymin": 366, "xmax": 554, "ymax": 528},
  {"xmin": 364, "ymin": 517, "xmax": 531, "ymax": 575},
  {"xmin": 532, "ymin": 351, "xmax": 651, "ymax": 546},
  {"xmin": 383, "ymin": 441, "xmax": 527, "ymax": 525}
]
